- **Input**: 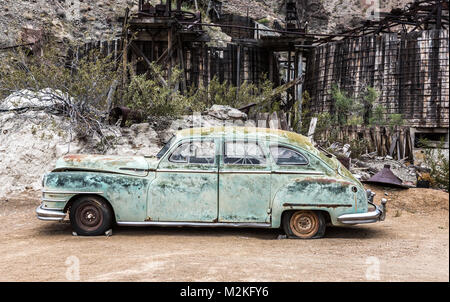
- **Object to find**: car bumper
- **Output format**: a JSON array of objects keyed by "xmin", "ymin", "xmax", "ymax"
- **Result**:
[
  {"xmin": 337, "ymin": 199, "xmax": 387, "ymax": 225},
  {"xmin": 36, "ymin": 204, "xmax": 66, "ymax": 221}
]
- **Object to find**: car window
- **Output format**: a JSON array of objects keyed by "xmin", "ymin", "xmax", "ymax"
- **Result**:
[
  {"xmin": 224, "ymin": 141, "xmax": 266, "ymax": 165},
  {"xmin": 169, "ymin": 140, "xmax": 215, "ymax": 164},
  {"xmin": 270, "ymin": 145, "xmax": 308, "ymax": 165}
]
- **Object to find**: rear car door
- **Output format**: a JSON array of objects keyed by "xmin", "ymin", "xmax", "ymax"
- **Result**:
[{"xmin": 218, "ymin": 139, "xmax": 271, "ymax": 223}]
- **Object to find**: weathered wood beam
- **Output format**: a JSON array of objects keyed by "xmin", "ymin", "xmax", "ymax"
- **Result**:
[
  {"xmin": 130, "ymin": 42, "xmax": 168, "ymax": 87},
  {"xmin": 121, "ymin": 7, "xmax": 130, "ymax": 89},
  {"xmin": 177, "ymin": 35, "xmax": 187, "ymax": 93}
]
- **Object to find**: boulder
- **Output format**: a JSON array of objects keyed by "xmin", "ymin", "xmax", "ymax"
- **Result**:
[
  {"xmin": 207, "ymin": 105, "xmax": 247, "ymax": 120},
  {"xmin": 0, "ymin": 88, "xmax": 67, "ymax": 111}
]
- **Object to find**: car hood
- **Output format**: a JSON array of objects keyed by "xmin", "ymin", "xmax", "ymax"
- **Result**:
[{"xmin": 54, "ymin": 154, "xmax": 151, "ymax": 177}]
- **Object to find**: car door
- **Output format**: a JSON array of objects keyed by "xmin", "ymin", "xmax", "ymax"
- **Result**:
[
  {"xmin": 218, "ymin": 139, "xmax": 271, "ymax": 223},
  {"xmin": 147, "ymin": 138, "xmax": 219, "ymax": 222}
]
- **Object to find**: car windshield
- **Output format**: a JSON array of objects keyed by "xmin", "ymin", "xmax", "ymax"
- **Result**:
[{"xmin": 156, "ymin": 136, "xmax": 175, "ymax": 159}]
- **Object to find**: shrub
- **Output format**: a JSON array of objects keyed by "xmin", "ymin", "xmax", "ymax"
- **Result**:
[
  {"xmin": 349, "ymin": 138, "xmax": 369, "ymax": 158},
  {"xmin": 298, "ymin": 90, "xmax": 311, "ymax": 135},
  {"xmin": 419, "ymin": 139, "xmax": 449, "ymax": 192},
  {"xmin": 0, "ymin": 43, "xmax": 117, "ymax": 109},
  {"xmin": 313, "ymin": 112, "xmax": 333, "ymax": 141},
  {"xmin": 184, "ymin": 75, "xmax": 274, "ymax": 113},
  {"xmin": 0, "ymin": 42, "xmax": 118, "ymax": 143},
  {"xmin": 122, "ymin": 65, "xmax": 189, "ymax": 117},
  {"xmin": 331, "ymin": 84, "xmax": 354, "ymax": 125}
]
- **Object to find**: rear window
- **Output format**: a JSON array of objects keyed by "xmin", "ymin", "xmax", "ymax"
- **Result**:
[
  {"xmin": 270, "ymin": 145, "xmax": 308, "ymax": 165},
  {"xmin": 224, "ymin": 141, "xmax": 266, "ymax": 165}
]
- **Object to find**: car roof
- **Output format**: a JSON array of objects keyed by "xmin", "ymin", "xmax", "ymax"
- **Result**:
[
  {"xmin": 174, "ymin": 126, "xmax": 343, "ymax": 175},
  {"xmin": 176, "ymin": 126, "xmax": 314, "ymax": 149}
]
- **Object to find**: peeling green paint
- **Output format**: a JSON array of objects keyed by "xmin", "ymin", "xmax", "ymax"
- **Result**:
[
  {"xmin": 42, "ymin": 127, "xmax": 370, "ymax": 228},
  {"xmin": 55, "ymin": 154, "xmax": 150, "ymax": 176},
  {"xmin": 45, "ymin": 171, "xmax": 150, "ymax": 221}
]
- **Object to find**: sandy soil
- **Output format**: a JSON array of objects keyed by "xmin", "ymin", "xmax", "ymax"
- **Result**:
[{"xmin": 0, "ymin": 185, "xmax": 448, "ymax": 282}]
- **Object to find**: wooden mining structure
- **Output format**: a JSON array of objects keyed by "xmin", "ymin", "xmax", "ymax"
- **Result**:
[
  {"xmin": 64, "ymin": 0, "xmax": 449, "ymax": 160},
  {"xmin": 303, "ymin": 0, "xmax": 449, "ymax": 150},
  {"xmin": 76, "ymin": 0, "xmax": 316, "ymax": 115}
]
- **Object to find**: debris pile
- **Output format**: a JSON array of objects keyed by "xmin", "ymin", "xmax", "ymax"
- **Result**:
[{"xmin": 326, "ymin": 142, "xmax": 419, "ymax": 187}]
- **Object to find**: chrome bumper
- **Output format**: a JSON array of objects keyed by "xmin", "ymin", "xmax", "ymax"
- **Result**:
[
  {"xmin": 337, "ymin": 198, "xmax": 387, "ymax": 225},
  {"xmin": 36, "ymin": 205, "xmax": 66, "ymax": 221}
]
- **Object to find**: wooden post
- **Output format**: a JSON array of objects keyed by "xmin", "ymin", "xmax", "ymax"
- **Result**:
[
  {"xmin": 269, "ymin": 52, "xmax": 273, "ymax": 82},
  {"xmin": 177, "ymin": 35, "xmax": 187, "ymax": 93},
  {"xmin": 296, "ymin": 51, "xmax": 303, "ymax": 128},
  {"xmin": 287, "ymin": 51, "xmax": 292, "ymax": 107},
  {"xmin": 307, "ymin": 117, "xmax": 318, "ymax": 142},
  {"xmin": 236, "ymin": 45, "xmax": 241, "ymax": 100},
  {"xmin": 168, "ymin": 25, "xmax": 173, "ymax": 80},
  {"xmin": 150, "ymin": 35, "xmax": 154, "ymax": 61},
  {"xmin": 121, "ymin": 8, "xmax": 130, "ymax": 90}
]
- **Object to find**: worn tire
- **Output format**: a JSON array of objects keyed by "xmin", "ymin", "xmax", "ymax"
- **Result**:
[
  {"xmin": 282, "ymin": 210, "xmax": 326, "ymax": 239},
  {"xmin": 69, "ymin": 196, "xmax": 113, "ymax": 236}
]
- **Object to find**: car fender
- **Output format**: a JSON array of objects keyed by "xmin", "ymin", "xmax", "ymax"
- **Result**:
[
  {"xmin": 270, "ymin": 176, "xmax": 368, "ymax": 227},
  {"xmin": 43, "ymin": 171, "xmax": 153, "ymax": 222}
]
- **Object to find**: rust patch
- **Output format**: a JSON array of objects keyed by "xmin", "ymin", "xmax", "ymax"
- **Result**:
[
  {"xmin": 294, "ymin": 177, "xmax": 353, "ymax": 186},
  {"xmin": 63, "ymin": 154, "xmax": 89, "ymax": 162}
]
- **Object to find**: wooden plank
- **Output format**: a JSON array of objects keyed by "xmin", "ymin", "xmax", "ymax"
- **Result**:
[
  {"xmin": 307, "ymin": 117, "xmax": 318, "ymax": 141},
  {"xmin": 389, "ymin": 133, "xmax": 398, "ymax": 156},
  {"xmin": 130, "ymin": 43, "xmax": 167, "ymax": 87},
  {"xmin": 268, "ymin": 111, "xmax": 279, "ymax": 129},
  {"xmin": 279, "ymin": 112, "xmax": 289, "ymax": 131}
]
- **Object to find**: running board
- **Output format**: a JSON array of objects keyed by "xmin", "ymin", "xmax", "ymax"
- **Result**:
[{"xmin": 116, "ymin": 221, "xmax": 272, "ymax": 228}]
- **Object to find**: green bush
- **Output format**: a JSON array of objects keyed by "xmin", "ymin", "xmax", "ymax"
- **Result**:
[
  {"xmin": 349, "ymin": 138, "xmax": 369, "ymax": 158},
  {"xmin": 329, "ymin": 85, "xmax": 404, "ymax": 129},
  {"xmin": 0, "ymin": 42, "xmax": 118, "ymax": 141},
  {"xmin": 419, "ymin": 139, "xmax": 449, "ymax": 192},
  {"xmin": 298, "ymin": 90, "xmax": 311, "ymax": 135},
  {"xmin": 331, "ymin": 84, "xmax": 354, "ymax": 125},
  {"xmin": 122, "ymin": 65, "xmax": 190, "ymax": 117},
  {"xmin": 184, "ymin": 75, "xmax": 274, "ymax": 112},
  {"xmin": 0, "ymin": 43, "xmax": 117, "ymax": 109},
  {"xmin": 257, "ymin": 18, "xmax": 270, "ymax": 25}
]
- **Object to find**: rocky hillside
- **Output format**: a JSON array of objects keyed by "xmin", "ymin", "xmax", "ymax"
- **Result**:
[
  {"xmin": 0, "ymin": 0, "xmax": 132, "ymax": 47},
  {"xmin": 298, "ymin": 0, "xmax": 413, "ymax": 33},
  {"xmin": 0, "ymin": 0, "xmax": 414, "ymax": 47}
]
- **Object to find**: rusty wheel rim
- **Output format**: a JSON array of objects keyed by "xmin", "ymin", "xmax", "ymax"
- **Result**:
[
  {"xmin": 75, "ymin": 202, "xmax": 103, "ymax": 232},
  {"xmin": 289, "ymin": 211, "xmax": 319, "ymax": 238}
]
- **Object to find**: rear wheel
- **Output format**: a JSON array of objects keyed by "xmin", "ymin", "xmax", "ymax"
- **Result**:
[
  {"xmin": 283, "ymin": 210, "xmax": 326, "ymax": 239},
  {"xmin": 69, "ymin": 196, "xmax": 113, "ymax": 236}
]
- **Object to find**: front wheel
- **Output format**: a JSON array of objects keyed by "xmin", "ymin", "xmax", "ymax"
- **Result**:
[
  {"xmin": 282, "ymin": 210, "xmax": 326, "ymax": 239},
  {"xmin": 69, "ymin": 196, "xmax": 113, "ymax": 236}
]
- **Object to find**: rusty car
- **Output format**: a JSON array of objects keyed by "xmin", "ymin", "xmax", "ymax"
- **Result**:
[{"xmin": 36, "ymin": 126, "xmax": 387, "ymax": 238}]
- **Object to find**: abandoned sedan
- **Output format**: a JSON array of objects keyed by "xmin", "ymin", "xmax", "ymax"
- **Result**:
[{"xmin": 36, "ymin": 126, "xmax": 387, "ymax": 238}]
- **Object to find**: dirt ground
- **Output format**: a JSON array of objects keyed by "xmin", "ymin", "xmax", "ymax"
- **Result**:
[{"xmin": 0, "ymin": 185, "xmax": 448, "ymax": 282}]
